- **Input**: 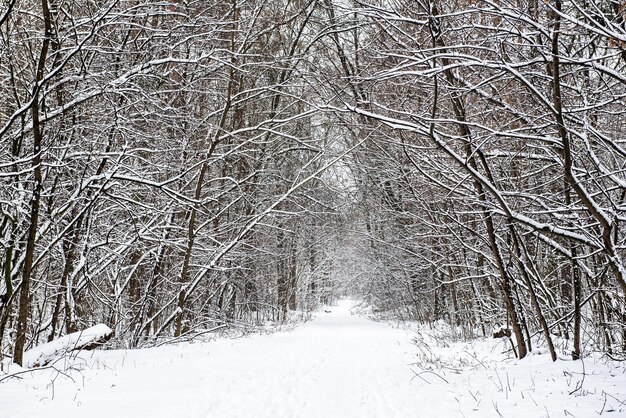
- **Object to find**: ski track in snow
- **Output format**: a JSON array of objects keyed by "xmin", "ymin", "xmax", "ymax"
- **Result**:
[{"xmin": 2, "ymin": 300, "xmax": 626, "ymax": 417}]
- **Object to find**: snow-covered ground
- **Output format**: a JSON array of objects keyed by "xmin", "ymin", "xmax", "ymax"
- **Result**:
[{"xmin": 1, "ymin": 300, "xmax": 625, "ymax": 417}]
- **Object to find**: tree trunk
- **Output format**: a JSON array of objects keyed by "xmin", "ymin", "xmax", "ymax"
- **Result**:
[{"xmin": 14, "ymin": 0, "xmax": 52, "ymax": 366}]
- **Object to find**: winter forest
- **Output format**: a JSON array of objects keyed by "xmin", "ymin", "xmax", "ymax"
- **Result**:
[{"xmin": 2, "ymin": 0, "xmax": 626, "ymax": 416}]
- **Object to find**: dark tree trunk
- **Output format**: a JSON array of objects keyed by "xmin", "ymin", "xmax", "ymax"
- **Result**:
[{"xmin": 14, "ymin": 0, "xmax": 52, "ymax": 366}]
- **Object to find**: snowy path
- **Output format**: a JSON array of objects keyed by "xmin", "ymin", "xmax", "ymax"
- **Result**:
[
  {"xmin": 2, "ymin": 300, "xmax": 440, "ymax": 418},
  {"xmin": 3, "ymin": 299, "xmax": 626, "ymax": 417}
]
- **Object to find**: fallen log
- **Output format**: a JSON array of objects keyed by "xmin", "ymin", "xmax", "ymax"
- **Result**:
[{"xmin": 23, "ymin": 324, "xmax": 113, "ymax": 368}]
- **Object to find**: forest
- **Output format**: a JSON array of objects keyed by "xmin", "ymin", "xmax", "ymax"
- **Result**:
[{"xmin": 1, "ymin": 0, "xmax": 626, "ymax": 372}]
